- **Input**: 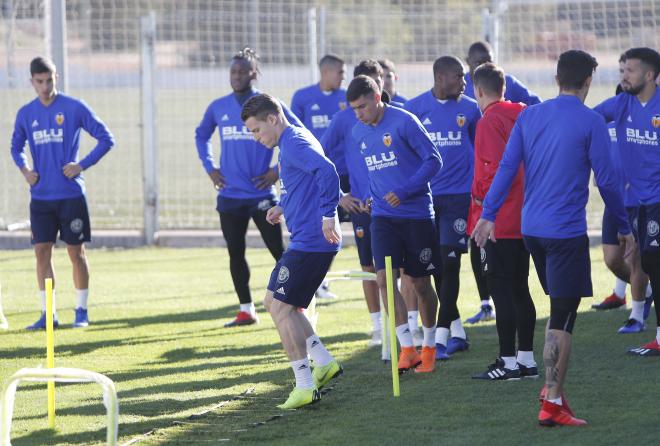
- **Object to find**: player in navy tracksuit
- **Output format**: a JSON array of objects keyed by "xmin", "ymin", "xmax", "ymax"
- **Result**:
[
  {"xmin": 594, "ymin": 47, "xmax": 660, "ymax": 355},
  {"xmin": 473, "ymin": 50, "xmax": 633, "ymax": 426},
  {"xmin": 349, "ymin": 75, "xmax": 443, "ymax": 374},
  {"xmin": 463, "ymin": 41, "xmax": 541, "ymax": 323},
  {"xmin": 195, "ymin": 48, "xmax": 301, "ymax": 328},
  {"xmin": 405, "ymin": 56, "xmax": 481, "ymax": 359},
  {"xmin": 241, "ymin": 93, "xmax": 342, "ymax": 410},
  {"xmin": 11, "ymin": 57, "xmax": 114, "ymax": 330}
]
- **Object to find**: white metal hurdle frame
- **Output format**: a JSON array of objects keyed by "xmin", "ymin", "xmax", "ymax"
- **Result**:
[{"xmin": 0, "ymin": 367, "xmax": 119, "ymax": 446}]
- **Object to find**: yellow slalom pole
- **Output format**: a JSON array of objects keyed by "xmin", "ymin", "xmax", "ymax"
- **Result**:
[
  {"xmin": 385, "ymin": 257, "xmax": 400, "ymax": 397},
  {"xmin": 45, "ymin": 278, "xmax": 55, "ymax": 429}
]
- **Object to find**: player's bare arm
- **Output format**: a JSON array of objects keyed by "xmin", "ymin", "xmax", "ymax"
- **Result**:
[
  {"xmin": 208, "ymin": 168, "xmax": 225, "ymax": 190},
  {"xmin": 266, "ymin": 205, "xmax": 283, "ymax": 225},
  {"xmin": 62, "ymin": 162, "xmax": 82, "ymax": 179},
  {"xmin": 20, "ymin": 166, "xmax": 39, "ymax": 186}
]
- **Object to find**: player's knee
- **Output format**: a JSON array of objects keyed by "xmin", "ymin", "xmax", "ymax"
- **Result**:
[
  {"xmin": 548, "ymin": 298, "xmax": 580, "ymax": 334},
  {"xmin": 263, "ymin": 293, "xmax": 274, "ymax": 313}
]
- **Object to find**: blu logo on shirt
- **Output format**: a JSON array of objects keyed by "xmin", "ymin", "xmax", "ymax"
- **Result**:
[
  {"xmin": 428, "ymin": 131, "xmax": 462, "ymax": 146},
  {"xmin": 365, "ymin": 151, "xmax": 397, "ymax": 171},
  {"xmin": 625, "ymin": 128, "xmax": 658, "ymax": 145},
  {"xmin": 311, "ymin": 115, "xmax": 330, "ymax": 129},
  {"xmin": 33, "ymin": 128, "xmax": 63, "ymax": 145},
  {"xmin": 222, "ymin": 125, "xmax": 253, "ymax": 140}
]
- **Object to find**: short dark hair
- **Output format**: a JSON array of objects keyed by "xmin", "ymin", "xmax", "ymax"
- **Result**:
[
  {"xmin": 319, "ymin": 54, "xmax": 344, "ymax": 68},
  {"xmin": 378, "ymin": 58, "xmax": 396, "ymax": 72},
  {"xmin": 353, "ymin": 59, "xmax": 383, "ymax": 78},
  {"xmin": 347, "ymin": 75, "xmax": 379, "ymax": 103},
  {"xmin": 30, "ymin": 57, "xmax": 56, "ymax": 76},
  {"xmin": 240, "ymin": 93, "xmax": 282, "ymax": 122},
  {"xmin": 556, "ymin": 50, "xmax": 598, "ymax": 90},
  {"xmin": 623, "ymin": 47, "xmax": 660, "ymax": 79},
  {"xmin": 467, "ymin": 41, "xmax": 493, "ymax": 61},
  {"xmin": 232, "ymin": 47, "xmax": 260, "ymax": 73},
  {"xmin": 473, "ymin": 62, "xmax": 505, "ymax": 96},
  {"xmin": 433, "ymin": 56, "xmax": 464, "ymax": 77}
]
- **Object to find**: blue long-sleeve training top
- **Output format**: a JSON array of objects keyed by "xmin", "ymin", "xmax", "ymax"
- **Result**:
[
  {"xmin": 195, "ymin": 89, "xmax": 302, "ymax": 200},
  {"xmin": 405, "ymin": 91, "xmax": 481, "ymax": 195},
  {"xmin": 465, "ymin": 72, "xmax": 542, "ymax": 106},
  {"xmin": 278, "ymin": 125, "xmax": 341, "ymax": 252},
  {"xmin": 352, "ymin": 104, "xmax": 443, "ymax": 219},
  {"xmin": 606, "ymin": 123, "xmax": 639, "ymax": 208},
  {"xmin": 594, "ymin": 87, "xmax": 659, "ymax": 206},
  {"xmin": 320, "ymin": 107, "xmax": 370, "ymax": 201},
  {"xmin": 290, "ymin": 84, "xmax": 348, "ymax": 175},
  {"xmin": 482, "ymin": 94, "xmax": 630, "ymax": 238},
  {"xmin": 11, "ymin": 93, "xmax": 115, "ymax": 200}
]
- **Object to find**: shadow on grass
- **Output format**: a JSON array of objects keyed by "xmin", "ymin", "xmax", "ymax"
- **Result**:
[{"xmin": 9, "ymin": 305, "xmax": 660, "ymax": 446}]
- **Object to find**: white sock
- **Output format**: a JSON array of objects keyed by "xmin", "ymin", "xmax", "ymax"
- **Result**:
[
  {"xmin": 630, "ymin": 300, "xmax": 645, "ymax": 322},
  {"xmin": 435, "ymin": 327, "xmax": 449, "ymax": 346},
  {"xmin": 481, "ymin": 299, "xmax": 490, "ymax": 307},
  {"xmin": 39, "ymin": 289, "xmax": 57, "ymax": 317},
  {"xmin": 646, "ymin": 283, "xmax": 653, "ymax": 298},
  {"xmin": 421, "ymin": 325, "xmax": 435, "ymax": 348},
  {"xmin": 239, "ymin": 302, "xmax": 255, "ymax": 316},
  {"xmin": 502, "ymin": 356, "xmax": 518, "ymax": 370},
  {"xmin": 395, "ymin": 324, "xmax": 413, "ymax": 348},
  {"xmin": 450, "ymin": 318, "xmax": 466, "ymax": 339},
  {"xmin": 291, "ymin": 358, "xmax": 314, "ymax": 389},
  {"xmin": 548, "ymin": 396, "xmax": 562, "ymax": 405},
  {"xmin": 76, "ymin": 289, "xmax": 89, "ymax": 310},
  {"xmin": 614, "ymin": 278, "xmax": 627, "ymax": 299},
  {"xmin": 407, "ymin": 310, "xmax": 419, "ymax": 333},
  {"xmin": 656, "ymin": 327, "xmax": 660, "ymax": 344},
  {"xmin": 305, "ymin": 334, "xmax": 333, "ymax": 367},
  {"xmin": 516, "ymin": 350, "xmax": 536, "ymax": 367},
  {"xmin": 370, "ymin": 311, "xmax": 381, "ymax": 332}
]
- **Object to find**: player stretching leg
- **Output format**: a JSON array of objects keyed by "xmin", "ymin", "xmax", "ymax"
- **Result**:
[{"xmin": 242, "ymin": 94, "xmax": 343, "ymax": 409}]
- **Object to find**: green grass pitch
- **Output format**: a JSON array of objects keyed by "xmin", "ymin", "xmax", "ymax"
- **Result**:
[{"xmin": 1, "ymin": 245, "xmax": 658, "ymax": 445}]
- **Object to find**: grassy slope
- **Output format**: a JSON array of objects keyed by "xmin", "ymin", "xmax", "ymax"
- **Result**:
[{"xmin": 0, "ymin": 246, "xmax": 658, "ymax": 445}]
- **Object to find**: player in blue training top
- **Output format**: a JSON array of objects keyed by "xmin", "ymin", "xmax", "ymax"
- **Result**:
[
  {"xmin": 290, "ymin": 54, "xmax": 347, "ymax": 296},
  {"xmin": 10, "ymin": 57, "xmax": 114, "ymax": 330},
  {"xmin": 379, "ymin": 59, "xmax": 408, "ymax": 104},
  {"xmin": 321, "ymin": 60, "xmax": 385, "ymax": 349},
  {"xmin": 465, "ymin": 41, "xmax": 542, "ymax": 106},
  {"xmin": 463, "ymin": 41, "xmax": 541, "ymax": 324},
  {"xmin": 348, "ymin": 75, "xmax": 443, "ymax": 374},
  {"xmin": 473, "ymin": 50, "xmax": 634, "ymax": 427},
  {"xmin": 405, "ymin": 56, "xmax": 481, "ymax": 360},
  {"xmin": 241, "ymin": 93, "xmax": 343, "ymax": 410},
  {"xmin": 592, "ymin": 68, "xmax": 653, "ymax": 333},
  {"xmin": 594, "ymin": 47, "xmax": 660, "ymax": 356},
  {"xmin": 195, "ymin": 48, "xmax": 302, "ymax": 328}
]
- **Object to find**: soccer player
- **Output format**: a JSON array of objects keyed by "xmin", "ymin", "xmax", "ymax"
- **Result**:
[
  {"xmin": 10, "ymin": 57, "xmax": 114, "ymax": 329},
  {"xmin": 241, "ymin": 93, "xmax": 343, "ymax": 409},
  {"xmin": 468, "ymin": 63, "xmax": 537, "ymax": 380},
  {"xmin": 378, "ymin": 59, "xmax": 408, "ymax": 104},
  {"xmin": 464, "ymin": 41, "xmax": 541, "ymax": 106},
  {"xmin": 473, "ymin": 50, "xmax": 633, "ymax": 426},
  {"xmin": 290, "ymin": 54, "xmax": 347, "ymax": 297},
  {"xmin": 593, "ymin": 116, "xmax": 652, "ymax": 328},
  {"xmin": 195, "ymin": 48, "xmax": 301, "ymax": 328},
  {"xmin": 463, "ymin": 41, "xmax": 542, "ymax": 323},
  {"xmin": 320, "ymin": 60, "xmax": 387, "ymax": 347},
  {"xmin": 349, "ymin": 75, "xmax": 443, "ymax": 373},
  {"xmin": 405, "ymin": 56, "xmax": 481, "ymax": 359},
  {"xmin": 594, "ymin": 47, "xmax": 660, "ymax": 355}
]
